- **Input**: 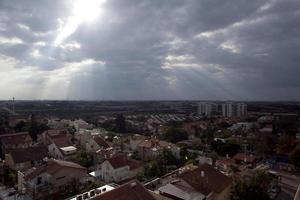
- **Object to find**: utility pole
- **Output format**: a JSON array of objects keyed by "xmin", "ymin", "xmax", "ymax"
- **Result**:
[{"xmin": 12, "ymin": 97, "xmax": 15, "ymax": 113}]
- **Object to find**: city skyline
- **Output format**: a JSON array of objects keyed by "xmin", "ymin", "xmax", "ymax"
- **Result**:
[{"xmin": 0, "ymin": 0, "xmax": 300, "ymax": 100}]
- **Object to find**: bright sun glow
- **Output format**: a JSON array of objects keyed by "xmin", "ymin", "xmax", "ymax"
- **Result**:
[
  {"xmin": 55, "ymin": 0, "xmax": 106, "ymax": 45},
  {"xmin": 73, "ymin": 0, "xmax": 103, "ymax": 22}
]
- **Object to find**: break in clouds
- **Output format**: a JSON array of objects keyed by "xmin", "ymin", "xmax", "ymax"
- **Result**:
[{"xmin": 0, "ymin": 0, "xmax": 300, "ymax": 100}]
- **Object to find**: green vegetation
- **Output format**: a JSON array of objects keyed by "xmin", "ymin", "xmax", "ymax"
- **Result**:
[
  {"xmin": 211, "ymin": 140, "xmax": 241, "ymax": 157},
  {"xmin": 74, "ymin": 151, "xmax": 93, "ymax": 168},
  {"xmin": 289, "ymin": 143, "xmax": 300, "ymax": 171},
  {"xmin": 231, "ymin": 171, "xmax": 272, "ymax": 200},
  {"xmin": 163, "ymin": 127, "xmax": 188, "ymax": 143},
  {"xmin": 4, "ymin": 169, "xmax": 17, "ymax": 187}
]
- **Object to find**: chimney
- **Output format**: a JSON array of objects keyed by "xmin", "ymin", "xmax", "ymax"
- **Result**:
[
  {"xmin": 130, "ymin": 182, "xmax": 137, "ymax": 188},
  {"xmin": 201, "ymin": 171, "xmax": 205, "ymax": 177}
]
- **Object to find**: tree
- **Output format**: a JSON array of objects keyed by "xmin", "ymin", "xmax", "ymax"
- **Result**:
[
  {"xmin": 74, "ymin": 151, "xmax": 93, "ymax": 168},
  {"xmin": 231, "ymin": 171, "xmax": 271, "ymax": 200},
  {"xmin": 277, "ymin": 135, "xmax": 296, "ymax": 154},
  {"xmin": 4, "ymin": 169, "xmax": 16, "ymax": 187},
  {"xmin": 289, "ymin": 144, "xmax": 300, "ymax": 171},
  {"xmin": 29, "ymin": 114, "xmax": 49, "ymax": 141},
  {"xmin": 115, "ymin": 114, "xmax": 126, "ymax": 133},
  {"xmin": 255, "ymin": 134, "xmax": 277, "ymax": 157},
  {"xmin": 211, "ymin": 140, "xmax": 241, "ymax": 157},
  {"xmin": 164, "ymin": 127, "xmax": 188, "ymax": 143},
  {"xmin": 14, "ymin": 120, "xmax": 27, "ymax": 132},
  {"xmin": 29, "ymin": 114, "xmax": 39, "ymax": 141},
  {"xmin": 159, "ymin": 149, "xmax": 180, "ymax": 166},
  {"xmin": 144, "ymin": 161, "xmax": 162, "ymax": 178},
  {"xmin": 180, "ymin": 146, "xmax": 197, "ymax": 163},
  {"xmin": 131, "ymin": 150, "xmax": 140, "ymax": 160}
]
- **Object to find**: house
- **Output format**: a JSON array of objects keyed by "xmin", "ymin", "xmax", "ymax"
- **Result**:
[
  {"xmin": 233, "ymin": 153, "xmax": 257, "ymax": 168},
  {"xmin": 137, "ymin": 139, "xmax": 180, "ymax": 161},
  {"xmin": 86, "ymin": 135, "xmax": 111, "ymax": 153},
  {"xmin": 196, "ymin": 156, "xmax": 213, "ymax": 166},
  {"xmin": 40, "ymin": 129, "xmax": 70, "ymax": 145},
  {"xmin": 129, "ymin": 134, "xmax": 147, "ymax": 151},
  {"xmin": 94, "ymin": 147, "xmax": 115, "ymax": 166},
  {"xmin": 47, "ymin": 119, "xmax": 72, "ymax": 130},
  {"xmin": 5, "ymin": 146, "xmax": 48, "ymax": 171},
  {"xmin": 99, "ymin": 154, "xmax": 143, "ymax": 183},
  {"xmin": 18, "ymin": 159, "xmax": 87, "ymax": 199},
  {"xmin": 90, "ymin": 180, "xmax": 155, "ymax": 200},
  {"xmin": 215, "ymin": 158, "xmax": 236, "ymax": 173},
  {"xmin": 0, "ymin": 132, "xmax": 33, "ymax": 159},
  {"xmin": 73, "ymin": 119, "xmax": 93, "ymax": 131},
  {"xmin": 47, "ymin": 132, "xmax": 77, "ymax": 160},
  {"xmin": 158, "ymin": 164, "xmax": 232, "ymax": 200},
  {"xmin": 7, "ymin": 115, "xmax": 27, "ymax": 128},
  {"xmin": 259, "ymin": 124, "xmax": 273, "ymax": 134}
]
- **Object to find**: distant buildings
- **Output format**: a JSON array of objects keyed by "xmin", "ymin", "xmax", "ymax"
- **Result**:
[
  {"xmin": 222, "ymin": 102, "xmax": 247, "ymax": 118},
  {"xmin": 197, "ymin": 102, "xmax": 247, "ymax": 117},
  {"xmin": 197, "ymin": 102, "xmax": 218, "ymax": 117}
]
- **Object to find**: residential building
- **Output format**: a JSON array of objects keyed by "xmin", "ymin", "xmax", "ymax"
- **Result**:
[
  {"xmin": 86, "ymin": 135, "xmax": 111, "ymax": 153},
  {"xmin": 0, "ymin": 132, "xmax": 33, "ymax": 159},
  {"xmin": 222, "ymin": 102, "xmax": 247, "ymax": 118},
  {"xmin": 90, "ymin": 180, "xmax": 155, "ymax": 200},
  {"xmin": 99, "ymin": 154, "xmax": 143, "ymax": 183},
  {"xmin": 158, "ymin": 164, "xmax": 232, "ymax": 200},
  {"xmin": 47, "ymin": 132, "xmax": 77, "ymax": 160},
  {"xmin": 18, "ymin": 159, "xmax": 87, "ymax": 199},
  {"xmin": 73, "ymin": 119, "xmax": 93, "ymax": 131},
  {"xmin": 198, "ymin": 102, "xmax": 218, "ymax": 117},
  {"xmin": 137, "ymin": 139, "xmax": 180, "ymax": 161},
  {"xmin": 5, "ymin": 146, "xmax": 48, "ymax": 171},
  {"xmin": 233, "ymin": 153, "xmax": 256, "ymax": 168},
  {"xmin": 215, "ymin": 158, "xmax": 236, "ymax": 174}
]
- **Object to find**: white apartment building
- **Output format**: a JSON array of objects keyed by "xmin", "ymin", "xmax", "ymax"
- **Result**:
[
  {"xmin": 197, "ymin": 102, "xmax": 217, "ymax": 117},
  {"xmin": 222, "ymin": 102, "xmax": 247, "ymax": 117}
]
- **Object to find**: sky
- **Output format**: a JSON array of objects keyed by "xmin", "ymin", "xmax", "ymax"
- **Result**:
[{"xmin": 0, "ymin": 0, "xmax": 300, "ymax": 101}]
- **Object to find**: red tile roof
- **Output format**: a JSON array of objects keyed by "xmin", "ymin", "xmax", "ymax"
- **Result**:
[
  {"xmin": 180, "ymin": 164, "xmax": 232, "ymax": 195},
  {"xmin": 233, "ymin": 153, "xmax": 256, "ymax": 163},
  {"xmin": 106, "ymin": 155, "xmax": 142, "ymax": 170},
  {"xmin": 216, "ymin": 158, "xmax": 235, "ymax": 166},
  {"xmin": 0, "ymin": 132, "xmax": 31, "ymax": 145},
  {"xmin": 9, "ymin": 146, "xmax": 48, "ymax": 164},
  {"xmin": 91, "ymin": 181, "xmax": 155, "ymax": 200},
  {"xmin": 51, "ymin": 134, "xmax": 72, "ymax": 148},
  {"xmin": 24, "ymin": 159, "xmax": 86, "ymax": 180},
  {"xmin": 93, "ymin": 136, "xmax": 110, "ymax": 149}
]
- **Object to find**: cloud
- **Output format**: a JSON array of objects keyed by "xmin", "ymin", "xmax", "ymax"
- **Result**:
[{"xmin": 0, "ymin": 0, "xmax": 299, "ymax": 100}]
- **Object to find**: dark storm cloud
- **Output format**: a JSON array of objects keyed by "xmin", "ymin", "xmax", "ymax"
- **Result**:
[{"xmin": 0, "ymin": 0, "xmax": 299, "ymax": 100}]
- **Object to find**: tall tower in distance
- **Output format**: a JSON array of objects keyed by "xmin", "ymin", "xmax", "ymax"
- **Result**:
[{"xmin": 12, "ymin": 97, "xmax": 15, "ymax": 113}]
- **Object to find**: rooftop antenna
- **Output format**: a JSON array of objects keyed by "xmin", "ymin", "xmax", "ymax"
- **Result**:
[{"xmin": 12, "ymin": 97, "xmax": 15, "ymax": 113}]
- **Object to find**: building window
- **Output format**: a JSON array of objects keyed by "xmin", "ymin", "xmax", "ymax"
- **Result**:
[{"xmin": 37, "ymin": 177, "xmax": 42, "ymax": 185}]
